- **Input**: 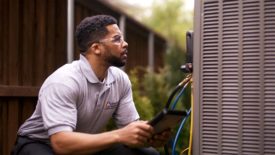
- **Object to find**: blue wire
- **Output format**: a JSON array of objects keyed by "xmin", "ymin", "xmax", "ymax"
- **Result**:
[
  {"xmin": 171, "ymin": 83, "xmax": 189, "ymax": 110},
  {"xmin": 172, "ymin": 109, "xmax": 191, "ymax": 155},
  {"xmin": 170, "ymin": 82, "xmax": 190, "ymax": 155}
]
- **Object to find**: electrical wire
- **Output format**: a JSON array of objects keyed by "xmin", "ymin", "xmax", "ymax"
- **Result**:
[
  {"xmin": 181, "ymin": 147, "xmax": 189, "ymax": 154},
  {"xmin": 172, "ymin": 109, "xmax": 191, "ymax": 155},
  {"xmin": 170, "ymin": 76, "xmax": 192, "ymax": 155},
  {"xmin": 187, "ymin": 78, "xmax": 193, "ymax": 155},
  {"xmin": 171, "ymin": 82, "xmax": 189, "ymax": 110},
  {"xmin": 165, "ymin": 74, "xmax": 192, "ymax": 109},
  {"xmin": 171, "ymin": 82, "xmax": 189, "ymax": 155},
  {"xmin": 163, "ymin": 74, "xmax": 192, "ymax": 155},
  {"xmin": 170, "ymin": 81, "xmax": 191, "ymax": 155},
  {"xmin": 171, "ymin": 74, "xmax": 191, "ymax": 155},
  {"xmin": 179, "ymin": 78, "xmax": 194, "ymax": 155}
]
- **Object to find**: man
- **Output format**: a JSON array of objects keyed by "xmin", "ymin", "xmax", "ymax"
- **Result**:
[{"xmin": 11, "ymin": 15, "xmax": 170, "ymax": 155}]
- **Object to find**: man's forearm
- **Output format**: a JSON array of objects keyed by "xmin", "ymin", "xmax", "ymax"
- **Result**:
[
  {"xmin": 50, "ymin": 130, "xmax": 120, "ymax": 155},
  {"xmin": 50, "ymin": 121, "xmax": 153, "ymax": 154}
]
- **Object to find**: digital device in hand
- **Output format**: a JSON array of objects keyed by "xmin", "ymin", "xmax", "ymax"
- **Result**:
[{"xmin": 148, "ymin": 108, "xmax": 187, "ymax": 134}]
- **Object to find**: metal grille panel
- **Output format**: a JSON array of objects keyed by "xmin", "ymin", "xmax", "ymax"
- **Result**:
[
  {"xmin": 202, "ymin": 0, "xmax": 220, "ymax": 154},
  {"xmin": 194, "ymin": 0, "xmax": 275, "ymax": 154}
]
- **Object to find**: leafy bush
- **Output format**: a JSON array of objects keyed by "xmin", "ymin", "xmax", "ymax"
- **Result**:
[
  {"xmin": 128, "ymin": 44, "xmax": 192, "ymax": 154},
  {"xmin": 129, "ymin": 68, "xmax": 154, "ymax": 120},
  {"xmin": 142, "ymin": 67, "xmax": 170, "ymax": 115}
]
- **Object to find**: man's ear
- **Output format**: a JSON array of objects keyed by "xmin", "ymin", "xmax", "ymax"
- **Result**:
[{"xmin": 90, "ymin": 43, "xmax": 101, "ymax": 55}]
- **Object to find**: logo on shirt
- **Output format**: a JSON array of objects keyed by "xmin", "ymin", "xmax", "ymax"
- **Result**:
[{"xmin": 105, "ymin": 101, "xmax": 118, "ymax": 109}]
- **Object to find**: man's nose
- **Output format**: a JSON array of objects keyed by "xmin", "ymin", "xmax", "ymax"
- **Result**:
[{"xmin": 122, "ymin": 40, "xmax": 128, "ymax": 48}]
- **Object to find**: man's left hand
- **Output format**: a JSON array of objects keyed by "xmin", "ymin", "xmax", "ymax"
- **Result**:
[{"xmin": 147, "ymin": 129, "xmax": 172, "ymax": 148}]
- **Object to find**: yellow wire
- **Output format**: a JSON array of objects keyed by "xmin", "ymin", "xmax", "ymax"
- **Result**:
[
  {"xmin": 180, "ymin": 147, "xmax": 189, "ymax": 155},
  {"xmin": 180, "ymin": 76, "xmax": 193, "ymax": 155},
  {"xmin": 188, "ymin": 77, "xmax": 194, "ymax": 155}
]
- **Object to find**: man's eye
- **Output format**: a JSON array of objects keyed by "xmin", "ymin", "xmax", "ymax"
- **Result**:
[{"xmin": 113, "ymin": 36, "xmax": 121, "ymax": 42}]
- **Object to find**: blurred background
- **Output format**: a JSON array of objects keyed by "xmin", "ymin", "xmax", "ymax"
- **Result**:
[
  {"xmin": 99, "ymin": 0, "xmax": 194, "ymax": 118},
  {"xmin": 0, "ymin": 0, "xmax": 193, "ymax": 154},
  {"xmin": 103, "ymin": 1, "xmax": 195, "ymax": 154},
  {"xmin": 2, "ymin": 0, "xmax": 275, "ymax": 155}
]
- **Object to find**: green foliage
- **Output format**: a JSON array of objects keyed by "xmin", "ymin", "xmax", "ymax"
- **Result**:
[
  {"xmin": 105, "ymin": 0, "xmax": 193, "ymax": 51},
  {"xmin": 142, "ymin": 67, "xmax": 170, "ymax": 115},
  {"xmin": 117, "ymin": 0, "xmax": 194, "ymax": 153},
  {"xmin": 165, "ymin": 45, "xmax": 186, "ymax": 88},
  {"xmin": 129, "ymin": 68, "xmax": 154, "ymax": 120},
  {"xmin": 143, "ymin": 0, "xmax": 193, "ymax": 50},
  {"xmin": 129, "ymin": 65, "xmax": 192, "ymax": 154}
]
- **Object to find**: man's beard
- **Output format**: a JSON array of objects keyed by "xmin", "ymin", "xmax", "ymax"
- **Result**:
[{"xmin": 107, "ymin": 55, "xmax": 126, "ymax": 67}]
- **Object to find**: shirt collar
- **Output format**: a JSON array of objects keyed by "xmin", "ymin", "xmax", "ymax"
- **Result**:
[{"xmin": 79, "ymin": 54, "xmax": 115, "ymax": 85}]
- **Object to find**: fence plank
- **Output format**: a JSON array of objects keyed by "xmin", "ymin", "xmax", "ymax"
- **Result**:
[
  {"xmin": 2, "ymin": 0, "xmax": 9, "ymax": 85},
  {"xmin": 0, "ymin": 86, "xmax": 39, "ymax": 97},
  {"xmin": 55, "ymin": 0, "xmax": 67, "ymax": 67},
  {"xmin": 46, "ymin": 0, "xmax": 56, "ymax": 75},
  {"xmin": 21, "ymin": 99, "xmax": 36, "ymax": 124},
  {"xmin": 34, "ymin": 0, "xmax": 46, "ymax": 85},
  {"xmin": 7, "ymin": 100, "xmax": 19, "ymax": 154},
  {"xmin": 7, "ymin": 0, "xmax": 20, "ymax": 153},
  {"xmin": 8, "ymin": 0, "xmax": 19, "ymax": 85},
  {"xmin": 1, "ymin": 100, "xmax": 8, "ymax": 154},
  {"xmin": 21, "ymin": 0, "xmax": 35, "ymax": 86},
  {"xmin": 0, "ymin": 0, "xmax": 3, "ymax": 85}
]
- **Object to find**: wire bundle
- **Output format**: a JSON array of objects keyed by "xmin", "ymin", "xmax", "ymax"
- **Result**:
[{"xmin": 164, "ymin": 74, "xmax": 193, "ymax": 155}]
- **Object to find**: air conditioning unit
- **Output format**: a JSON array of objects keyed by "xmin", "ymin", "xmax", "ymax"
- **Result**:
[{"xmin": 193, "ymin": 0, "xmax": 275, "ymax": 154}]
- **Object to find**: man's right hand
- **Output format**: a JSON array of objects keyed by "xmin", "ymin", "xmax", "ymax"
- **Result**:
[{"xmin": 115, "ymin": 121, "xmax": 154, "ymax": 147}]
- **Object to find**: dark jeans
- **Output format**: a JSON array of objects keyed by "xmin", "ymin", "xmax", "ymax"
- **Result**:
[
  {"xmin": 11, "ymin": 136, "xmax": 53, "ymax": 155},
  {"xmin": 11, "ymin": 136, "xmax": 160, "ymax": 155},
  {"xmin": 95, "ymin": 144, "xmax": 159, "ymax": 155}
]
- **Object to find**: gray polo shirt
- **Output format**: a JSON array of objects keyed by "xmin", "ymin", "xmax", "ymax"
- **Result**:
[{"xmin": 18, "ymin": 54, "xmax": 139, "ymax": 140}]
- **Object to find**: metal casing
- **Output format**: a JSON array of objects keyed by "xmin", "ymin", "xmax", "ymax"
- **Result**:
[{"xmin": 193, "ymin": 0, "xmax": 275, "ymax": 154}]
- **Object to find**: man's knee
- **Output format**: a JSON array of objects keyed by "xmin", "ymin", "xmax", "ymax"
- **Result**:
[
  {"xmin": 11, "ymin": 136, "xmax": 53, "ymax": 155},
  {"xmin": 134, "ymin": 147, "xmax": 160, "ymax": 155},
  {"xmin": 20, "ymin": 143, "xmax": 53, "ymax": 155},
  {"xmin": 95, "ymin": 144, "xmax": 160, "ymax": 155}
]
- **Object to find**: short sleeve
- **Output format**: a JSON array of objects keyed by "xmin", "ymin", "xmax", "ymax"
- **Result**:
[
  {"xmin": 40, "ymin": 83, "xmax": 78, "ymax": 136},
  {"xmin": 113, "ymin": 76, "xmax": 139, "ymax": 128}
]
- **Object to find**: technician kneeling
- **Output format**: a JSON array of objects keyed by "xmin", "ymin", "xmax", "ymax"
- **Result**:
[{"xmin": 11, "ymin": 15, "xmax": 171, "ymax": 155}]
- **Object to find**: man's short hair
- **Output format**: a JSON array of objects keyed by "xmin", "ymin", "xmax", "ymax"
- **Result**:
[{"xmin": 75, "ymin": 15, "xmax": 117, "ymax": 53}]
